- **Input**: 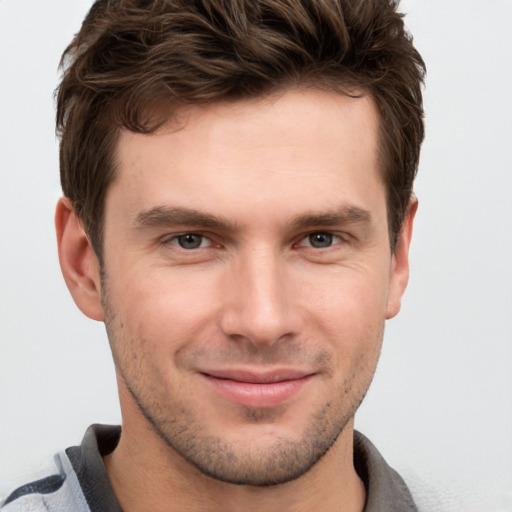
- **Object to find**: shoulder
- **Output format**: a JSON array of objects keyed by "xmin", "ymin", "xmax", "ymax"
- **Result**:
[
  {"xmin": 1, "ymin": 425, "xmax": 121, "ymax": 512},
  {"xmin": 1, "ymin": 474, "xmax": 64, "ymax": 511},
  {"xmin": 1, "ymin": 452, "xmax": 90, "ymax": 512}
]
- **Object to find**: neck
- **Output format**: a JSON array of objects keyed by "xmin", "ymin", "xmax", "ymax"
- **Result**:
[{"xmin": 104, "ymin": 416, "xmax": 366, "ymax": 512}]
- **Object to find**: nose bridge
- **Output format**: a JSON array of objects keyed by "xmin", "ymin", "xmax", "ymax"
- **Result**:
[{"xmin": 220, "ymin": 243, "xmax": 296, "ymax": 345}]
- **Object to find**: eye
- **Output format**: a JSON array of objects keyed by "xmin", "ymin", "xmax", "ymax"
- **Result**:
[
  {"xmin": 298, "ymin": 232, "xmax": 341, "ymax": 249},
  {"xmin": 169, "ymin": 233, "xmax": 211, "ymax": 250}
]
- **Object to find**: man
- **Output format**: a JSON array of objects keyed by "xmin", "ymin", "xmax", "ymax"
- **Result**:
[{"xmin": 1, "ymin": 0, "xmax": 425, "ymax": 510}]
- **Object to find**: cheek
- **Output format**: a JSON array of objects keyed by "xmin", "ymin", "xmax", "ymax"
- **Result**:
[
  {"xmin": 300, "ymin": 264, "xmax": 390, "ymax": 323},
  {"xmin": 106, "ymin": 266, "xmax": 224, "ymax": 351},
  {"xmin": 297, "ymin": 267, "xmax": 388, "ymax": 363}
]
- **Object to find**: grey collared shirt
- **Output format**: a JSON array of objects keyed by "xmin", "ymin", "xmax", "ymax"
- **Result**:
[{"xmin": 1, "ymin": 424, "xmax": 417, "ymax": 511}]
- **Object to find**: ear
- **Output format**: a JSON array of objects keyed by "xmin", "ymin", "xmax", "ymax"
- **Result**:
[
  {"xmin": 55, "ymin": 197, "xmax": 104, "ymax": 321},
  {"xmin": 385, "ymin": 197, "xmax": 418, "ymax": 320}
]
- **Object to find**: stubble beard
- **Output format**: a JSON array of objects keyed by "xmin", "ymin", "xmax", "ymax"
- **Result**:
[
  {"xmin": 121, "ymin": 374, "xmax": 369, "ymax": 487},
  {"xmin": 124, "ymin": 374, "xmax": 365, "ymax": 486},
  {"xmin": 101, "ymin": 285, "xmax": 380, "ymax": 487}
]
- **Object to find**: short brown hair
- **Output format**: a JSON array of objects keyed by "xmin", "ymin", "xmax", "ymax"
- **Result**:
[{"xmin": 57, "ymin": 0, "xmax": 425, "ymax": 255}]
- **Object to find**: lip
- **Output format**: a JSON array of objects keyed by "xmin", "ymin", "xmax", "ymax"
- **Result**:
[{"xmin": 199, "ymin": 368, "xmax": 315, "ymax": 408}]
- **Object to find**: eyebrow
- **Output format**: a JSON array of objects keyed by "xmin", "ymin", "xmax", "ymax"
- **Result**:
[
  {"xmin": 134, "ymin": 206, "xmax": 239, "ymax": 231},
  {"xmin": 288, "ymin": 206, "xmax": 371, "ymax": 231},
  {"xmin": 134, "ymin": 204, "xmax": 371, "ymax": 232}
]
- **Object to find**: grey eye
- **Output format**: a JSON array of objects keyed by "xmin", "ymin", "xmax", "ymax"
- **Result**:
[
  {"xmin": 308, "ymin": 232, "xmax": 334, "ymax": 248},
  {"xmin": 175, "ymin": 233, "xmax": 204, "ymax": 249}
]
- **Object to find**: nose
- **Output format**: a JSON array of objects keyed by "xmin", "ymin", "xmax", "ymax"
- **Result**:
[{"xmin": 219, "ymin": 246, "xmax": 299, "ymax": 346}]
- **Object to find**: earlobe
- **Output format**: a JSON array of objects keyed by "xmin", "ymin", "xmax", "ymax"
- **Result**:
[
  {"xmin": 55, "ymin": 197, "xmax": 105, "ymax": 321},
  {"xmin": 385, "ymin": 197, "xmax": 418, "ymax": 320}
]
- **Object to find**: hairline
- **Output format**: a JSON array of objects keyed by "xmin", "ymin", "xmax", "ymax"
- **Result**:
[{"xmin": 87, "ymin": 84, "xmax": 403, "ymax": 261}]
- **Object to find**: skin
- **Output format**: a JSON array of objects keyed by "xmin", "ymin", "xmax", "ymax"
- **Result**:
[{"xmin": 56, "ymin": 88, "xmax": 416, "ymax": 512}]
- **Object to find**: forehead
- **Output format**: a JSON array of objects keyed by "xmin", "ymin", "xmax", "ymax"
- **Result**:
[{"xmin": 109, "ymin": 89, "xmax": 384, "ymax": 226}]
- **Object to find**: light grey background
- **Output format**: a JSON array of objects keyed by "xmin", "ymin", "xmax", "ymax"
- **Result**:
[{"xmin": 1, "ymin": 1, "xmax": 511, "ymax": 510}]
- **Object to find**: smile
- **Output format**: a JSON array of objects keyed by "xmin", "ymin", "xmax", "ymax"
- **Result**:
[{"xmin": 199, "ymin": 369, "xmax": 315, "ymax": 408}]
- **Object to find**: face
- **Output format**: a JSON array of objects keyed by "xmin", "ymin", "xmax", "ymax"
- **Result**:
[{"xmin": 96, "ymin": 89, "xmax": 410, "ymax": 485}]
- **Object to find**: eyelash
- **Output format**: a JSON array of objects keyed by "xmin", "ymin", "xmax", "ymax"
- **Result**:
[
  {"xmin": 295, "ymin": 232, "xmax": 344, "ymax": 249},
  {"xmin": 162, "ymin": 231, "xmax": 347, "ymax": 251},
  {"xmin": 165, "ymin": 233, "xmax": 214, "ymax": 250}
]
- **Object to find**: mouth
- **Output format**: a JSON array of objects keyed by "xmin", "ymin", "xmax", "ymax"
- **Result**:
[{"xmin": 199, "ymin": 368, "xmax": 315, "ymax": 408}]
